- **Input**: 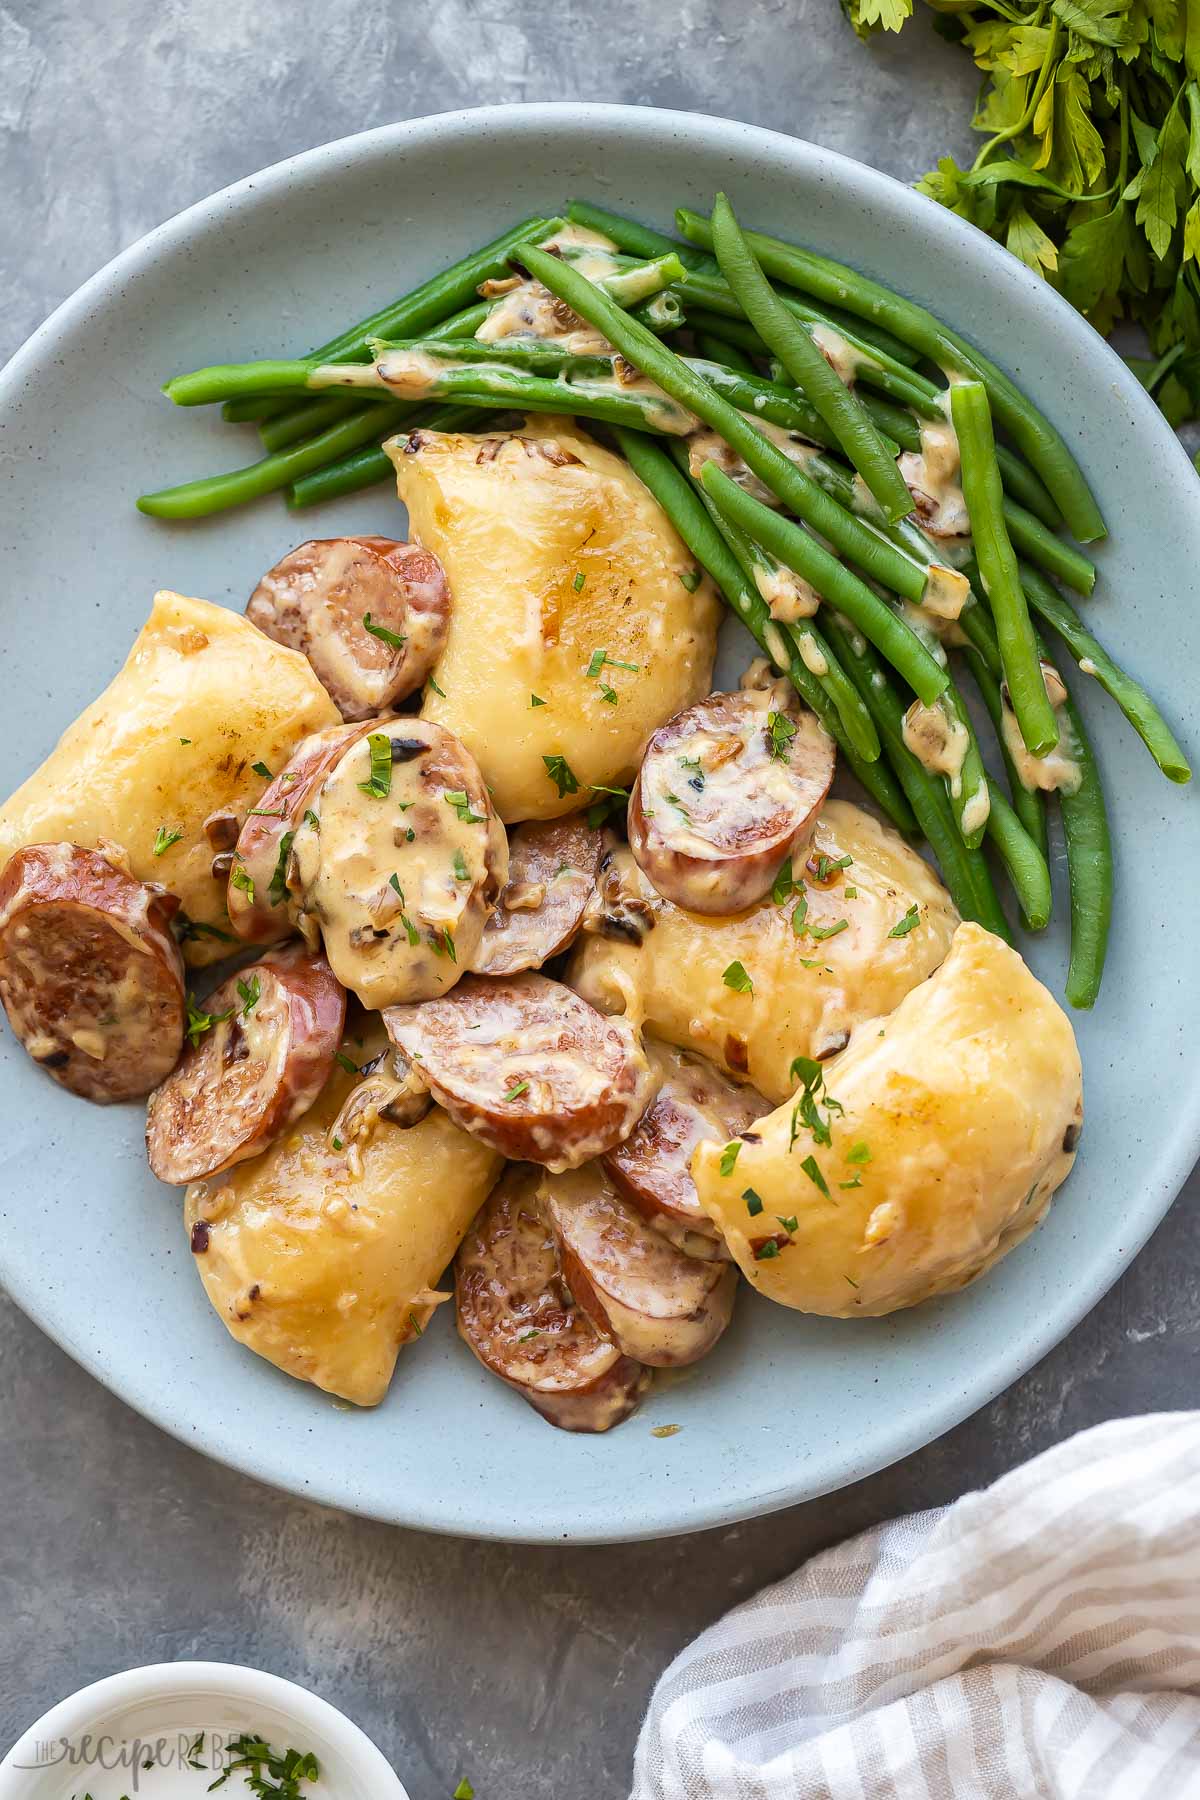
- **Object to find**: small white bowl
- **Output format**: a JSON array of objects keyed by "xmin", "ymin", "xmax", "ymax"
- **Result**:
[{"xmin": 0, "ymin": 1662, "xmax": 409, "ymax": 1798}]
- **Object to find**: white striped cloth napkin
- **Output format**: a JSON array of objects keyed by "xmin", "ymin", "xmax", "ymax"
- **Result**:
[{"xmin": 631, "ymin": 1413, "xmax": 1200, "ymax": 1798}]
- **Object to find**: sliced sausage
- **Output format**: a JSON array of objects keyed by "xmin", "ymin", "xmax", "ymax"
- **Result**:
[
  {"xmin": 472, "ymin": 814, "xmax": 605, "ymax": 977},
  {"xmin": 603, "ymin": 1039, "xmax": 772, "ymax": 1259},
  {"xmin": 538, "ymin": 1162, "xmax": 738, "ymax": 1366},
  {"xmin": 289, "ymin": 718, "xmax": 508, "ymax": 1009},
  {"xmin": 628, "ymin": 683, "xmax": 835, "ymax": 915},
  {"xmin": 247, "ymin": 537, "xmax": 451, "ymax": 722},
  {"xmin": 0, "ymin": 843, "xmax": 186, "ymax": 1102},
  {"xmin": 228, "ymin": 721, "xmax": 373, "ymax": 944},
  {"xmin": 384, "ymin": 971, "xmax": 656, "ymax": 1172},
  {"xmin": 145, "ymin": 942, "xmax": 346, "ymax": 1184},
  {"xmin": 456, "ymin": 1165, "xmax": 650, "ymax": 1433}
]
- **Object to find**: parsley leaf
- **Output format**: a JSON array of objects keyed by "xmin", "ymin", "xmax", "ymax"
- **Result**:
[
  {"xmin": 719, "ymin": 1141, "xmax": 741, "ymax": 1177},
  {"xmin": 363, "ymin": 611, "xmax": 407, "ymax": 650},
  {"xmin": 722, "ymin": 959, "xmax": 753, "ymax": 995},
  {"xmin": 888, "ymin": 904, "xmax": 921, "ymax": 938},
  {"xmin": 543, "ymin": 753, "xmax": 580, "ymax": 798},
  {"xmin": 153, "ymin": 825, "xmax": 183, "ymax": 857},
  {"xmin": 237, "ymin": 973, "xmax": 261, "ymax": 1016}
]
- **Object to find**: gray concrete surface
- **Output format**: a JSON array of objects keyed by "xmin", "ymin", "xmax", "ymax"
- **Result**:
[{"xmin": 0, "ymin": 4, "xmax": 1196, "ymax": 1795}]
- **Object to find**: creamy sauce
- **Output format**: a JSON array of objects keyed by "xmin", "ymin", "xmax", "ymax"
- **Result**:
[
  {"xmin": 1001, "ymin": 696, "xmax": 1082, "ymax": 794},
  {"xmin": 903, "ymin": 698, "xmax": 969, "ymax": 795},
  {"xmin": 960, "ymin": 784, "xmax": 992, "ymax": 837},
  {"xmin": 796, "ymin": 633, "xmax": 829, "ymax": 677},
  {"xmin": 922, "ymin": 562, "xmax": 970, "ymax": 621},
  {"xmin": 291, "ymin": 726, "xmax": 506, "ymax": 1007},
  {"xmin": 753, "ymin": 563, "xmax": 820, "ymax": 621},
  {"xmin": 474, "ymin": 223, "xmax": 621, "ymax": 355},
  {"xmin": 810, "ymin": 321, "xmax": 867, "ymax": 385},
  {"xmin": 898, "ymin": 414, "xmax": 970, "ymax": 538},
  {"xmin": 687, "ymin": 418, "xmax": 824, "ymax": 508}
]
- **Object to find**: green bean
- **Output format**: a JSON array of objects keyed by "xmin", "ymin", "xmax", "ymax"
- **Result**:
[
  {"xmin": 220, "ymin": 215, "xmax": 561, "ymax": 426},
  {"xmin": 694, "ymin": 330, "xmax": 756, "ymax": 374},
  {"xmin": 1055, "ymin": 676, "xmax": 1113, "ymax": 1008},
  {"xmin": 963, "ymin": 643, "xmax": 1049, "ymax": 860},
  {"xmin": 861, "ymin": 395, "xmax": 923, "ymax": 454},
  {"xmin": 820, "ymin": 611, "xmax": 1011, "ymax": 937},
  {"xmin": 995, "ymin": 446, "xmax": 1061, "ymax": 530},
  {"xmin": 566, "ymin": 199, "xmax": 718, "ymax": 273},
  {"xmin": 602, "ymin": 252, "xmax": 688, "ymax": 304},
  {"xmin": 678, "ymin": 266, "xmax": 942, "ymax": 417},
  {"xmin": 675, "ymin": 208, "xmax": 1107, "ymax": 545},
  {"xmin": 629, "ymin": 434, "xmax": 915, "ymax": 830},
  {"xmin": 1018, "ymin": 562, "xmax": 1191, "ymax": 783},
  {"xmin": 686, "ymin": 309, "xmax": 769, "ymax": 360},
  {"xmin": 138, "ymin": 400, "xmax": 416, "ymax": 519},
  {"xmin": 673, "ymin": 454, "xmax": 880, "ymax": 764},
  {"xmin": 698, "ymin": 460, "xmax": 947, "ymax": 705},
  {"xmin": 983, "ymin": 778, "xmax": 1053, "ymax": 931},
  {"xmin": 518, "ymin": 244, "xmax": 939, "ymax": 617},
  {"xmin": 633, "ymin": 291, "xmax": 685, "ymax": 332},
  {"xmin": 286, "ymin": 404, "xmax": 483, "ymax": 509},
  {"xmin": 951, "ymin": 381, "xmax": 1059, "ymax": 756},
  {"xmin": 1004, "ymin": 500, "xmax": 1095, "ymax": 597},
  {"xmin": 710, "ymin": 195, "xmax": 914, "ymax": 524}
]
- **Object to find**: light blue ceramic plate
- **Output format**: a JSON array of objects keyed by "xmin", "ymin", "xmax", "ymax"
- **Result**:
[{"xmin": 0, "ymin": 104, "xmax": 1195, "ymax": 1543}]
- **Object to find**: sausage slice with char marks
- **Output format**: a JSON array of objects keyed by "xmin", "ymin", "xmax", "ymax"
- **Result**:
[
  {"xmin": 289, "ymin": 719, "xmax": 508, "ymax": 1009},
  {"xmin": 247, "ymin": 537, "xmax": 451, "ymax": 722},
  {"xmin": 146, "ymin": 942, "xmax": 345, "ymax": 1184},
  {"xmin": 0, "ymin": 843, "xmax": 186, "ymax": 1102},
  {"xmin": 538, "ymin": 1162, "xmax": 738, "ymax": 1366},
  {"xmin": 384, "ymin": 971, "xmax": 656, "ymax": 1171},
  {"xmin": 603, "ymin": 1039, "xmax": 771, "ymax": 1260},
  {"xmin": 456, "ymin": 1165, "xmax": 650, "ymax": 1433},
  {"xmin": 227, "ymin": 721, "xmax": 374, "ymax": 944},
  {"xmin": 628, "ymin": 683, "xmax": 835, "ymax": 915},
  {"xmin": 472, "ymin": 814, "xmax": 605, "ymax": 977}
]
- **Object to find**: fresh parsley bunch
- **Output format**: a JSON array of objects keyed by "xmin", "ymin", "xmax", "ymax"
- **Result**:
[{"xmin": 842, "ymin": 0, "xmax": 1200, "ymax": 422}]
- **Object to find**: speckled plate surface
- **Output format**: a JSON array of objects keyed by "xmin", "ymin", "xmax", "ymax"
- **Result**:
[{"xmin": 0, "ymin": 104, "xmax": 1196, "ymax": 1543}]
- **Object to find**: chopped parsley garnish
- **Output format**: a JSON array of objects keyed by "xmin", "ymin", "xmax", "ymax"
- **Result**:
[
  {"xmin": 357, "ymin": 732, "xmax": 393, "ymax": 800},
  {"xmin": 430, "ymin": 927, "xmax": 458, "ymax": 962},
  {"xmin": 791, "ymin": 890, "xmax": 809, "ymax": 936},
  {"xmin": 247, "ymin": 807, "xmax": 285, "ymax": 819},
  {"xmin": 840, "ymin": 1175, "xmax": 864, "ymax": 1190},
  {"xmin": 600, "ymin": 682, "xmax": 618, "ymax": 705},
  {"xmin": 753, "ymin": 1239, "xmax": 780, "ymax": 1260},
  {"xmin": 845, "ymin": 885, "xmax": 858, "ymax": 899},
  {"xmin": 331, "ymin": 1134, "xmax": 345, "ymax": 1151},
  {"xmin": 888, "ymin": 903, "xmax": 921, "ymax": 938},
  {"xmin": 185, "ymin": 994, "xmax": 233, "ymax": 1048},
  {"xmin": 453, "ymin": 1782, "xmax": 476, "ymax": 1800},
  {"xmin": 174, "ymin": 913, "xmax": 236, "ymax": 946},
  {"xmin": 453, "ymin": 849, "xmax": 470, "ymax": 881},
  {"xmin": 389, "ymin": 873, "xmax": 404, "ymax": 900},
  {"xmin": 502, "ymin": 1080, "xmax": 530, "ymax": 1102},
  {"xmin": 777, "ymin": 1214, "xmax": 798, "ymax": 1233},
  {"xmin": 722, "ymin": 959, "xmax": 753, "ymax": 995},
  {"xmin": 767, "ymin": 710, "xmax": 797, "ymax": 761},
  {"xmin": 743, "ymin": 1188, "xmax": 764, "ymax": 1216},
  {"xmin": 543, "ymin": 753, "xmax": 580, "ymax": 798},
  {"xmin": 814, "ymin": 853, "xmax": 853, "ymax": 882},
  {"xmin": 846, "ymin": 1141, "xmax": 872, "ymax": 1164},
  {"xmin": 665, "ymin": 792, "xmax": 690, "ymax": 818},
  {"xmin": 530, "ymin": 693, "xmax": 547, "ymax": 707},
  {"xmin": 179, "ymin": 736, "xmax": 192, "ymax": 746},
  {"xmin": 573, "ymin": 571, "xmax": 586, "ymax": 592},
  {"xmin": 800, "ymin": 1155, "xmax": 831, "ymax": 1199},
  {"xmin": 680, "ymin": 567, "xmax": 701, "ymax": 592},
  {"xmin": 789, "ymin": 1055, "xmax": 823, "ymax": 1090},
  {"xmin": 230, "ymin": 865, "xmax": 254, "ymax": 901},
  {"xmin": 408, "ymin": 1311, "xmax": 423, "ymax": 1337},
  {"xmin": 844, "ymin": 1274, "xmax": 860, "ymax": 1291},
  {"xmin": 153, "ymin": 825, "xmax": 183, "ymax": 857},
  {"xmin": 518, "ymin": 1329, "xmax": 541, "ymax": 1343},
  {"xmin": 206, "ymin": 1732, "xmax": 320, "ymax": 1794},
  {"xmin": 251, "ymin": 760, "xmax": 273, "ymax": 779},
  {"xmin": 810, "ymin": 919, "xmax": 849, "ymax": 942},
  {"xmin": 400, "ymin": 913, "xmax": 420, "ymax": 945},
  {"xmin": 303, "ymin": 809, "xmax": 320, "ymax": 831},
  {"xmin": 586, "ymin": 649, "xmax": 640, "ymax": 678},
  {"xmin": 445, "ymin": 790, "xmax": 485, "ymax": 824},
  {"xmin": 186, "ymin": 1730, "xmax": 205, "ymax": 1770},
  {"xmin": 772, "ymin": 863, "xmax": 795, "ymax": 904},
  {"xmin": 362, "ymin": 611, "xmax": 407, "ymax": 649},
  {"xmin": 426, "ymin": 674, "xmax": 446, "ymax": 698},
  {"xmin": 584, "ymin": 782, "xmax": 630, "ymax": 829},
  {"xmin": 237, "ymin": 973, "xmax": 261, "ymax": 1016},
  {"xmin": 268, "ymin": 829, "xmax": 295, "ymax": 906},
  {"xmin": 334, "ymin": 1051, "xmax": 359, "ymax": 1075},
  {"xmin": 719, "ymin": 1141, "xmax": 741, "ymax": 1177},
  {"xmin": 404, "ymin": 827, "xmax": 416, "ymax": 842}
]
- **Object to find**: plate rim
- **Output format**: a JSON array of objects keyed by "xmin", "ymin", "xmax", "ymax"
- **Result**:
[{"xmin": 1, "ymin": 99, "xmax": 1196, "ymax": 1543}]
